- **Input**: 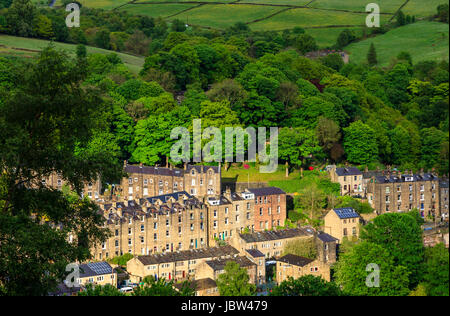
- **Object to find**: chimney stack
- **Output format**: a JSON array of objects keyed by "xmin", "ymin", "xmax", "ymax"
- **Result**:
[
  {"xmin": 124, "ymin": 160, "xmax": 127, "ymax": 168},
  {"xmin": 139, "ymin": 162, "xmax": 143, "ymax": 169}
]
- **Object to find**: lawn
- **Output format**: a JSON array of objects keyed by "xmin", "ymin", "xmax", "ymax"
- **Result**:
[
  {"xmin": 221, "ymin": 164, "xmax": 301, "ymax": 183},
  {"xmin": 345, "ymin": 21, "xmax": 449, "ymax": 66},
  {"xmin": 310, "ymin": 0, "xmax": 405, "ymax": 14},
  {"xmin": 119, "ymin": 3, "xmax": 198, "ymax": 19},
  {"xmin": 305, "ymin": 26, "xmax": 364, "ymax": 47},
  {"xmin": 0, "ymin": 35, "xmax": 145, "ymax": 73}
]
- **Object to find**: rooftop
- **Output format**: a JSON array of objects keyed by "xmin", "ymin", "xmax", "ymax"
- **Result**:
[
  {"xmin": 136, "ymin": 245, "xmax": 239, "ymax": 266},
  {"xmin": 277, "ymin": 254, "xmax": 314, "ymax": 267},
  {"xmin": 333, "ymin": 208, "xmax": 359, "ymax": 219},
  {"xmin": 335, "ymin": 167, "xmax": 362, "ymax": 177},
  {"xmin": 317, "ymin": 231, "xmax": 338, "ymax": 243},
  {"xmin": 79, "ymin": 262, "xmax": 114, "ymax": 278},
  {"xmin": 248, "ymin": 187, "xmax": 286, "ymax": 197},
  {"xmin": 246, "ymin": 249, "xmax": 265, "ymax": 258},
  {"xmin": 239, "ymin": 228, "xmax": 312, "ymax": 243},
  {"xmin": 205, "ymin": 256, "xmax": 255, "ymax": 271}
]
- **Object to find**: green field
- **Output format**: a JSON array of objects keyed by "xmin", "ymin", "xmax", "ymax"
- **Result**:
[
  {"xmin": 0, "ymin": 35, "xmax": 145, "ymax": 73},
  {"xmin": 346, "ymin": 21, "xmax": 449, "ymax": 66}
]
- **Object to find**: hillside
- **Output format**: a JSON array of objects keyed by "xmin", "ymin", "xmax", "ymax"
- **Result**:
[
  {"xmin": 46, "ymin": 0, "xmax": 448, "ymax": 48},
  {"xmin": 345, "ymin": 21, "xmax": 449, "ymax": 66},
  {"xmin": 0, "ymin": 35, "xmax": 145, "ymax": 73}
]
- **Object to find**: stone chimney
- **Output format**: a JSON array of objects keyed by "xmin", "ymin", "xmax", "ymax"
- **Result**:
[
  {"xmin": 124, "ymin": 160, "xmax": 127, "ymax": 168},
  {"xmin": 184, "ymin": 162, "xmax": 187, "ymax": 170},
  {"xmin": 139, "ymin": 162, "xmax": 143, "ymax": 169},
  {"xmin": 166, "ymin": 156, "xmax": 169, "ymax": 168}
]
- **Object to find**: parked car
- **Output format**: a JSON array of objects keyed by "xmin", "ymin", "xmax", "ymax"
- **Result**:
[{"xmin": 119, "ymin": 286, "xmax": 133, "ymax": 293}]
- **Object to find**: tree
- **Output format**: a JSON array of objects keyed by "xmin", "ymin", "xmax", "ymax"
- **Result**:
[
  {"xmin": 216, "ymin": 261, "xmax": 256, "ymax": 296},
  {"xmin": 360, "ymin": 213, "xmax": 425, "ymax": 287},
  {"xmin": 279, "ymin": 127, "xmax": 321, "ymax": 170},
  {"xmin": 335, "ymin": 242, "xmax": 410, "ymax": 296},
  {"xmin": 295, "ymin": 34, "xmax": 318, "ymax": 54},
  {"xmin": 316, "ymin": 116, "xmax": 341, "ymax": 156},
  {"xmin": 437, "ymin": 4, "xmax": 449, "ymax": 23},
  {"xmin": 367, "ymin": 43, "xmax": 377, "ymax": 66},
  {"xmin": 206, "ymin": 79, "xmax": 248, "ymax": 107},
  {"xmin": 282, "ymin": 237, "xmax": 317, "ymax": 259},
  {"xmin": 132, "ymin": 276, "xmax": 195, "ymax": 296},
  {"xmin": 336, "ymin": 29, "xmax": 356, "ymax": 48},
  {"xmin": 423, "ymin": 243, "xmax": 449, "ymax": 296},
  {"xmin": 0, "ymin": 0, "xmax": 13, "ymax": 9},
  {"xmin": 271, "ymin": 275, "xmax": 344, "ymax": 296},
  {"xmin": 95, "ymin": 28, "xmax": 111, "ymax": 50},
  {"xmin": 124, "ymin": 30, "xmax": 150, "ymax": 55},
  {"xmin": 396, "ymin": 10, "xmax": 406, "ymax": 26},
  {"xmin": 0, "ymin": 46, "xmax": 121, "ymax": 295},
  {"xmin": 78, "ymin": 284, "xmax": 124, "ymax": 296},
  {"xmin": 34, "ymin": 14, "xmax": 53, "ymax": 39},
  {"xmin": 171, "ymin": 19, "xmax": 186, "ymax": 32},
  {"xmin": 6, "ymin": 0, "xmax": 36, "ymax": 37},
  {"xmin": 343, "ymin": 120, "xmax": 379, "ymax": 165},
  {"xmin": 320, "ymin": 53, "xmax": 344, "ymax": 71}
]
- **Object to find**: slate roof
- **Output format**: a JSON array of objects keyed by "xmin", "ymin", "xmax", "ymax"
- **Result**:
[
  {"xmin": 374, "ymin": 173, "xmax": 439, "ymax": 184},
  {"xmin": 440, "ymin": 180, "xmax": 449, "ymax": 189},
  {"xmin": 124, "ymin": 164, "xmax": 219, "ymax": 177},
  {"xmin": 317, "ymin": 231, "xmax": 338, "ymax": 243},
  {"xmin": 277, "ymin": 254, "xmax": 314, "ymax": 267},
  {"xmin": 205, "ymin": 256, "xmax": 255, "ymax": 271},
  {"xmin": 333, "ymin": 208, "xmax": 359, "ymax": 219},
  {"xmin": 239, "ymin": 228, "xmax": 312, "ymax": 243},
  {"xmin": 79, "ymin": 262, "xmax": 114, "ymax": 278},
  {"xmin": 335, "ymin": 167, "xmax": 362, "ymax": 176},
  {"xmin": 246, "ymin": 249, "xmax": 265, "ymax": 258},
  {"xmin": 248, "ymin": 187, "xmax": 286, "ymax": 196},
  {"xmin": 137, "ymin": 245, "xmax": 239, "ymax": 266}
]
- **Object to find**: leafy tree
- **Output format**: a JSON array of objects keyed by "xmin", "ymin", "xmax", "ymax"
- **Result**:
[
  {"xmin": 0, "ymin": 0, "xmax": 12, "ymax": 9},
  {"xmin": 78, "ymin": 284, "xmax": 124, "ymax": 296},
  {"xmin": 360, "ymin": 213, "xmax": 425, "ymax": 287},
  {"xmin": 336, "ymin": 29, "xmax": 356, "ymax": 48},
  {"xmin": 34, "ymin": 14, "xmax": 53, "ymax": 39},
  {"xmin": 320, "ymin": 53, "xmax": 344, "ymax": 71},
  {"xmin": 396, "ymin": 10, "xmax": 406, "ymax": 26},
  {"xmin": 216, "ymin": 261, "xmax": 256, "ymax": 296},
  {"xmin": 279, "ymin": 127, "xmax": 321, "ymax": 170},
  {"xmin": 6, "ymin": 0, "xmax": 36, "ymax": 37},
  {"xmin": 335, "ymin": 242, "xmax": 410, "ymax": 296},
  {"xmin": 316, "ymin": 116, "xmax": 341, "ymax": 157},
  {"xmin": 343, "ymin": 120, "xmax": 379, "ymax": 165},
  {"xmin": 0, "ymin": 46, "xmax": 121, "ymax": 295},
  {"xmin": 420, "ymin": 127, "xmax": 448, "ymax": 170},
  {"xmin": 95, "ymin": 28, "xmax": 111, "ymax": 50},
  {"xmin": 423, "ymin": 243, "xmax": 449, "ymax": 296},
  {"xmin": 282, "ymin": 237, "xmax": 317, "ymax": 259},
  {"xmin": 171, "ymin": 19, "xmax": 187, "ymax": 32},
  {"xmin": 271, "ymin": 275, "xmax": 344, "ymax": 296},
  {"xmin": 206, "ymin": 79, "xmax": 248, "ymax": 107},
  {"xmin": 132, "ymin": 276, "xmax": 195, "ymax": 296},
  {"xmin": 437, "ymin": 4, "xmax": 449, "ymax": 23},
  {"xmin": 295, "ymin": 34, "xmax": 318, "ymax": 54},
  {"xmin": 367, "ymin": 43, "xmax": 377, "ymax": 66}
]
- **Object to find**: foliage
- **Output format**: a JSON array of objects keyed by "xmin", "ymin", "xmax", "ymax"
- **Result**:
[
  {"xmin": 282, "ymin": 237, "xmax": 317, "ymax": 260},
  {"xmin": 423, "ymin": 243, "xmax": 449, "ymax": 296},
  {"xmin": 78, "ymin": 284, "xmax": 124, "ymax": 296},
  {"xmin": 271, "ymin": 275, "xmax": 344, "ymax": 296},
  {"xmin": 132, "ymin": 276, "xmax": 195, "ymax": 296},
  {"xmin": 216, "ymin": 261, "xmax": 256, "ymax": 296}
]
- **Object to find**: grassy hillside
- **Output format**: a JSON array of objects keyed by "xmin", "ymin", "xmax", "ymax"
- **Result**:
[
  {"xmin": 0, "ymin": 35, "xmax": 145, "ymax": 73},
  {"xmin": 345, "ymin": 21, "xmax": 449, "ymax": 66}
]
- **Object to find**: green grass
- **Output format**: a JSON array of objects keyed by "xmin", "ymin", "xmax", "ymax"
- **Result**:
[
  {"xmin": 402, "ymin": 0, "xmax": 449, "ymax": 17},
  {"xmin": 119, "ymin": 3, "xmax": 198, "ymax": 19},
  {"xmin": 305, "ymin": 26, "xmax": 364, "ymax": 47},
  {"xmin": 174, "ymin": 4, "xmax": 282, "ymax": 29},
  {"xmin": 221, "ymin": 164, "xmax": 301, "ymax": 183},
  {"xmin": 346, "ymin": 21, "xmax": 449, "ymax": 66},
  {"xmin": 0, "ymin": 35, "xmax": 145, "ymax": 73},
  {"xmin": 310, "ymin": 0, "xmax": 405, "ymax": 14}
]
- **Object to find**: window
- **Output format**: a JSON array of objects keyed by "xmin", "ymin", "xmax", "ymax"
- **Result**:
[
  {"xmin": 190, "ymin": 223, "xmax": 194, "ymax": 231},
  {"xmin": 352, "ymin": 227, "xmax": 357, "ymax": 236},
  {"xmin": 115, "ymin": 240, "xmax": 119, "ymax": 247},
  {"xmin": 213, "ymin": 221, "xmax": 217, "ymax": 228},
  {"xmin": 128, "ymin": 228, "xmax": 132, "ymax": 235},
  {"xmin": 128, "ymin": 178, "xmax": 133, "ymax": 185},
  {"xmin": 140, "ymin": 236, "xmax": 144, "ymax": 244},
  {"xmin": 128, "ymin": 239, "xmax": 132, "ymax": 246},
  {"xmin": 343, "ymin": 228, "xmax": 348, "ymax": 236},
  {"xmin": 144, "ymin": 179, "xmax": 148, "ymax": 185},
  {"xmin": 259, "ymin": 208, "xmax": 263, "ymax": 216},
  {"xmin": 154, "ymin": 223, "xmax": 158, "ymax": 230},
  {"xmin": 140, "ymin": 225, "xmax": 145, "ymax": 232},
  {"xmin": 154, "ymin": 233, "xmax": 157, "ymax": 241}
]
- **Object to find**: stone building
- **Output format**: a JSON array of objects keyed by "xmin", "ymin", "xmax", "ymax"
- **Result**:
[
  {"xmin": 366, "ymin": 172, "xmax": 442, "ymax": 219},
  {"xmin": 230, "ymin": 228, "xmax": 314, "ymax": 259},
  {"xmin": 173, "ymin": 278, "xmax": 219, "ymax": 296},
  {"xmin": 316, "ymin": 231, "xmax": 338, "ymax": 264},
  {"xmin": 329, "ymin": 166, "xmax": 364, "ymax": 196},
  {"xmin": 119, "ymin": 162, "xmax": 221, "ymax": 201},
  {"xmin": 248, "ymin": 187, "xmax": 287, "ymax": 231},
  {"xmin": 195, "ymin": 256, "xmax": 260, "ymax": 285},
  {"xmin": 323, "ymin": 208, "xmax": 360, "ymax": 243},
  {"xmin": 206, "ymin": 188, "xmax": 255, "ymax": 246},
  {"xmin": 41, "ymin": 173, "xmax": 103, "ymax": 200},
  {"xmin": 126, "ymin": 245, "xmax": 239, "ymax": 283},
  {"xmin": 92, "ymin": 192, "xmax": 209, "ymax": 260},
  {"xmin": 275, "ymin": 254, "xmax": 332, "ymax": 283},
  {"xmin": 75, "ymin": 262, "xmax": 118, "ymax": 288}
]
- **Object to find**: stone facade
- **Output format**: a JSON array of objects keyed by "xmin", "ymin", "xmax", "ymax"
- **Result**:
[
  {"xmin": 275, "ymin": 254, "xmax": 331, "ymax": 282},
  {"xmin": 230, "ymin": 228, "xmax": 314, "ymax": 259},
  {"xmin": 126, "ymin": 245, "xmax": 239, "ymax": 283},
  {"xmin": 119, "ymin": 162, "xmax": 221, "ymax": 201},
  {"xmin": 366, "ymin": 172, "xmax": 442, "ymax": 219},
  {"xmin": 323, "ymin": 208, "xmax": 360, "ymax": 243},
  {"xmin": 248, "ymin": 187, "xmax": 287, "ymax": 231},
  {"xmin": 329, "ymin": 166, "xmax": 364, "ymax": 196}
]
